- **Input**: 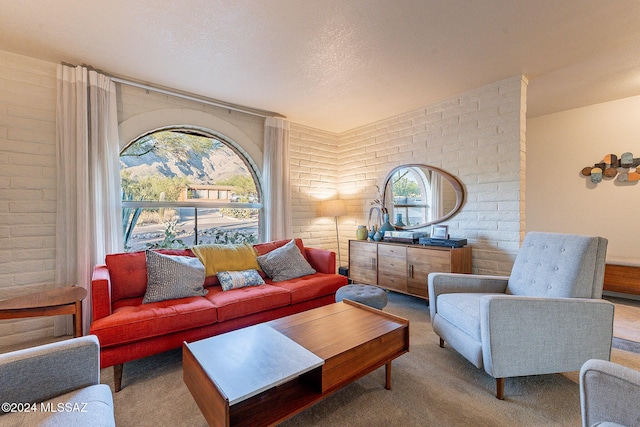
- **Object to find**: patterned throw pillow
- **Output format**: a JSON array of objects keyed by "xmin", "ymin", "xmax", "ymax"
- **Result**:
[
  {"xmin": 143, "ymin": 251, "xmax": 207, "ymax": 304},
  {"xmin": 256, "ymin": 239, "xmax": 316, "ymax": 282},
  {"xmin": 217, "ymin": 269, "xmax": 265, "ymax": 291}
]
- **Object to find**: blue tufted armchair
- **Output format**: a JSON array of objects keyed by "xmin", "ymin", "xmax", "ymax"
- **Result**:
[{"xmin": 428, "ymin": 232, "xmax": 614, "ymax": 399}]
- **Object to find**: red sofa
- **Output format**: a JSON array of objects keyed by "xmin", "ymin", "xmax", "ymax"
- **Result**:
[{"xmin": 89, "ymin": 238, "xmax": 347, "ymax": 391}]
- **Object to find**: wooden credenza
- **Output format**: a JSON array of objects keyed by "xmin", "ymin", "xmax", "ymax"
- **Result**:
[
  {"xmin": 348, "ymin": 240, "xmax": 472, "ymax": 300},
  {"xmin": 604, "ymin": 263, "xmax": 640, "ymax": 296}
]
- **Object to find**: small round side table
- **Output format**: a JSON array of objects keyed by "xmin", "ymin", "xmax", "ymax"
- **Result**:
[{"xmin": 0, "ymin": 286, "xmax": 87, "ymax": 337}]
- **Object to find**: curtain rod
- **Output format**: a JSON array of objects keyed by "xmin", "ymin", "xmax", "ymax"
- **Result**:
[
  {"xmin": 60, "ymin": 62, "xmax": 285, "ymax": 119},
  {"xmin": 109, "ymin": 75, "xmax": 286, "ymax": 120}
]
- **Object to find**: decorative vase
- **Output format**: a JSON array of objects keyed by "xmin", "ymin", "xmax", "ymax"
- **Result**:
[
  {"xmin": 395, "ymin": 213, "xmax": 405, "ymax": 227},
  {"xmin": 368, "ymin": 225, "xmax": 376, "ymax": 241},
  {"xmin": 356, "ymin": 225, "xmax": 368, "ymax": 240},
  {"xmin": 378, "ymin": 213, "xmax": 395, "ymax": 239},
  {"xmin": 373, "ymin": 230, "xmax": 383, "ymax": 242}
]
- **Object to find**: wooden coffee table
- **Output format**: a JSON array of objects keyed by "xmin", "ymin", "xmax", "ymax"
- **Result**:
[
  {"xmin": 0, "ymin": 286, "xmax": 87, "ymax": 337},
  {"xmin": 183, "ymin": 300, "xmax": 409, "ymax": 427}
]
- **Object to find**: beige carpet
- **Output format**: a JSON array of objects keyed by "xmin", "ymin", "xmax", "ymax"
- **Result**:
[{"xmin": 103, "ymin": 293, "xmax": 634, "ymax": 426}]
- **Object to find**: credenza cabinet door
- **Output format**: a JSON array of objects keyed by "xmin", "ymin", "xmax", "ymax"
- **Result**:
[
  {"xmin": 348, "ymin": 241, "xmax": 377, "ymax": 284},
  {"xmin": 406, "ymin": 247, "xmax": 449, "ymax": 298},
  {"xmin": 377, "ymin": 244, "xmax": 407, "ymax": 293}
]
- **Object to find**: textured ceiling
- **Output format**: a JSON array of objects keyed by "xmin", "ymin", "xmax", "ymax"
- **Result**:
[{"xmin": 1, "ymin": 0, "xmax": 640, "ymax": 133}]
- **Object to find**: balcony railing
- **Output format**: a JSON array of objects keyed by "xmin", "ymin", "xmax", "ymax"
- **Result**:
[{"xmin": 122, "ymin": 201, "xmax": 261, "ymax": 252}]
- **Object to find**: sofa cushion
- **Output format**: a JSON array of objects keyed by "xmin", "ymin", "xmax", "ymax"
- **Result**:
[
  {"xmin": 436, "ymin": 293, "xmax": 484, "ymax": 341},
  {"xmin": 268, "ymin": 273, "xmax": 347, "ymax": 303},
  {"xmin": 205, "ymin": 285, "xmax": 291, "ymax": 322},
  {"xmin": 217, "ymin": 269, "xmax": 265, "ymax": 291},
  {"xmin": 192, "ymin": 243, "xmax": 260, "ymax": 277},
  {"xmin": 143, "ymin": 251, "xmax": 207, "ymax": 303},
  {"xmin": 105, "ymin": 249, "xmax": 193, "ymax": 302},
  {"xmin": 105, "ymin": 251, "xmax": 148, "ymax": 302},
  {"xmin": 256, "ymin": 239, "xmax": 316, "ymax": 282},
  {"xmin": 90, "ymin": 296, "xmax": 217, "ymax": 347}
]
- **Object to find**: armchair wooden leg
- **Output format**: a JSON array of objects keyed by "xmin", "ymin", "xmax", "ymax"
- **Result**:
[
  {"xmin": 114, "ymin": 364, "xmax": 123, "ymax": 392},
  {"xmin": 439, "ymin": 338, "xmax": 445, "ymax": 348},
  {"xmin": 496, "ymin": 377, "xmax": 505, "ymax": 400}
]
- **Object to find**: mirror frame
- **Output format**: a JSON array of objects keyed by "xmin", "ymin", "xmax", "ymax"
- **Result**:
[{"xmin": 381, "ymin": 164, "xmax": 465, "ymax": 230}]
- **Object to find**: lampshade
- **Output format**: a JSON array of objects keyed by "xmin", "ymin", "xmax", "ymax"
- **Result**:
[{"xmin": 320, "ymin": 199, "xmax": 347, "ymax": 217}]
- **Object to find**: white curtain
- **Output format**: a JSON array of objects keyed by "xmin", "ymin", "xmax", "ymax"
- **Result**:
[
  {"xmin": 262, "ymin": 117, "xmax": 292, "ymax": 241},
  {"xmin": 55, "ymin": 65, "xmax": 122, "ymax": 336},
  {"xmin": 429, "ymin": 171, "xmax": 443, "ymax": 222}
]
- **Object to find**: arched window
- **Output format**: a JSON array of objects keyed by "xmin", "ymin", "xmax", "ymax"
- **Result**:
[
  {"xmin": 388, "ymin": 167, "xmax": 432, "ymax": 226},
  {"xmin": 120, "ymin": 128, "xmax": 261, "ymax": 251}
]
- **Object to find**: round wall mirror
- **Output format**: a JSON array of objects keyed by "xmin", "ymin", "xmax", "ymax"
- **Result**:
[{"xmin": 382, "ymin": 164, "xmax": 465, "ymax": 230}]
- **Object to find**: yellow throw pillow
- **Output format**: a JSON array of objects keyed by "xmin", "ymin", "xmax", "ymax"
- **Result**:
[{"xmin": 191, "ymin": 244, "xmax": 260, "ymax": 277}]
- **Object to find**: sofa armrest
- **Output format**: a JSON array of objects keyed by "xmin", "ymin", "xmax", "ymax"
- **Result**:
[
  {"xmin": 304, "ymin": 247, "xmax": 336, "ymax": 274},
  {"xmin": 0, "ymin": 335, "xmax": 101, "ymax": 409},
  {"xmin": 91, "ymin": 265, "xmax": 112, "ymax": 321},
  {"xmin": 480, "ymin": 296, "xmax": 614, "ymax": 379},
  {"xmin": 428, "ymin": 272, "xmax": 509, "ymax": 322},
  {"xmin": 580, "ymin": 359, "xmax": 640, "ymax": 427}
]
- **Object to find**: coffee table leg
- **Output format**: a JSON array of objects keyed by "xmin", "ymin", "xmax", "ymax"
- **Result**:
[
  {"xmin": 385, "ymin": 361, "xmax": 392, "ymax": 390},
  {"xmin": 74, "ymin": 300, "xmax": 83, "ymax": 337}
]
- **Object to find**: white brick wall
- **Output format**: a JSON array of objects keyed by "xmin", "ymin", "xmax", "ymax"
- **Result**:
[
  {"xmin": 334, "ymin": 76, "xmax": 527, "ymax": 275},
  {"xmin": 289, "ymin": 125, "xmax": 344, "ymax": 263},
  {"xmin": 0, "ymin": 51, "xmax": 57, "ymax": 348}
]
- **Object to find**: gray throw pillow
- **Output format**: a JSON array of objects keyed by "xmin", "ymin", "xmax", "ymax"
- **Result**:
[
  {"xmin": 143, "ymin": 250, "xmax": 207, "ymax": 303},
  {"xmin": 256, "ymin": 239, "xmax": 316, "ymax": 282}
]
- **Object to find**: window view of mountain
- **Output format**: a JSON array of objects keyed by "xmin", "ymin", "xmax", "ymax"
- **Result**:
[{"xmin": 120, "ymin": 130, "xmax": 260, "ymax": 251}]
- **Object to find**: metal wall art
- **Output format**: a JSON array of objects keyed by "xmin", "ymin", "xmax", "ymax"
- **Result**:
[{"xmin": 580, "ymin": 152, "xmax": 640, "ymax": 184}]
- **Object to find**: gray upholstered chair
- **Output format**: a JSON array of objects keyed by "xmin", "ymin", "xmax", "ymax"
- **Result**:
[
  {"xmin": 580, "ymin": 359, "xmax": 640, "ymax": 427},
  {"xmin": 428, "ymin": 231, "xmax": 614, "ymax": 399},
  {"xmin": 0, "ymin": 335, "xmax": 115, "ymax": 426}
]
